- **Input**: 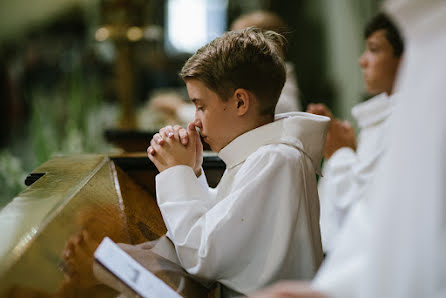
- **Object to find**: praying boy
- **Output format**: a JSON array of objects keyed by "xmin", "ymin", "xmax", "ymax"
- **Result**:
[{"xmin": 147, "ymin": 27, "xmax": 329, "ymax": 296}]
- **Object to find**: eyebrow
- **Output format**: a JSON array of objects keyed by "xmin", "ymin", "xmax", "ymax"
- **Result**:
[{"xmin": 191, "ymin": 98, "xmax": 201, "ymax": 104}]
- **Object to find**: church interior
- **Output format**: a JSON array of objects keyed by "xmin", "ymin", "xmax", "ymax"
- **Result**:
[{"xmin": 3, "ymin": 0, "xmax": 445, "ymax": 297}]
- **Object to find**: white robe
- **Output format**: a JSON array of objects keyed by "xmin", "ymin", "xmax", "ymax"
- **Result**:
[
  {"xmin": 155, "ymin": 112, "xmax": 329, "ymax": 295},
  {"xmin": 318, "ymin": 93, "xmax": 393, "ymax": 253},
  {"xmin": 275, "ymin": 63, "xmax": 301, "ymax": 114},
  {"xmin": 313, "ymin": 1, "xmax": 446, "ymax": 297}
]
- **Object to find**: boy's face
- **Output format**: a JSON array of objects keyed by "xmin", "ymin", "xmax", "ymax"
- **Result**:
[
  {"xmin": 359, "ymin": 29, "xmax": 401, "ymax": 95},
  {"xmin": 186, "ymin": 79, "xmax": 237, "ymax": 152}
]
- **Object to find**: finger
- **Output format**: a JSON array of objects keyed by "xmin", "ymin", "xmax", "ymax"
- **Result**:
[
  {"xmin": 173, "ymin": 125, "xmax": 183, "ymax": 132},
  {"xmin": 160, "ymin": 126, "xmax": 173, "ymax": 139},
  {"xmin": 178, "ymin": 128, "xmax": 189, "ymax": 145},
  {"xmin": 172, "ymin": 125, "xmax": 183, "ymax": 142},
  {"xmin": 168, "ymin": 126, "xmax": 179, "ymax": 141},
  {"xmin": 307, "ymin": 106, "xmax": 324, "ymax": 116},
  {"xmin": 341, "ymin": 120, "xmax": 354, "ymax": 132},
  {"xmin": 306, "ymin": 103, "xmax": 318, "ymax": 113},
  {"xmin": 308, "ymin": 103, "xmax": 333, "ymax": 118},
  {"xmin": 153, "ymin": 133, "xmax": 164, "ymax": 145},
  {"xmin": 147, "ymin": 146, "xmax": 155, "ymax": 156},
  {"xmin": 160, "ymin": 126, "xmax": 177, "ymax": 142},
  {"xmin": 150, "ymin": 138, "xmax": 166, "ymax": 153},
  {"xmin": 187, "ymin": 122, "xmax": 199, "ymax": 148},
  {"xmin": 148, "ymin": 148, "xmax": 167, "ymax": 171},
  {"xmin": 342, "ymin": 120, "xmax": 352, "ymax": 127},
  {"xmin": 147, "ymin": 149, "xmax": 156, "ymax": 163},
  {"xmin": 148, "ymin": 149, "xmax": 162, "ymax": 166},
  {"xmin": 187, "ymin": 122, "xmax": 197, "ymax": 137}
]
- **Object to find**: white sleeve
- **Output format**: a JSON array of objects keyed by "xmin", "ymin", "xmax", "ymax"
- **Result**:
[
  {"xmin": 318, "ymin": 145, "xmax": 383, "ymax": 253},
  {"xmin": 155, "ymin": 149, "xmax": 307, "ymax": 284},
  {"xmin": 196, "ymin": 167, "xmax": 209, "ymax": 191},
  {"xmin": 319, "ymin": 147, "xmax": 358, "ymax": 210}
]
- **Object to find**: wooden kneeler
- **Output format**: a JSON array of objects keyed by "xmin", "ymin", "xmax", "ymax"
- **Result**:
[{"xmin": 0, "ymin": 154, "xmax": 225, "ymax": 298}]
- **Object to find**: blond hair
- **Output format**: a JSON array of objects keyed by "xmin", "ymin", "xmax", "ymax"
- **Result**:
[{"xmin": 180, "ymin": 27, "xmax": 286, "ymax": 116}]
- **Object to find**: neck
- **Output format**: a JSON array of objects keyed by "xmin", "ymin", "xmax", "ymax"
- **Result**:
[
  {"xmin": 246, "ymin": 113, "xmax": 274, "ymax": 131},
  {"xmin": 228, "ymin": 114, "xmax": 274, "ymax": 147}
]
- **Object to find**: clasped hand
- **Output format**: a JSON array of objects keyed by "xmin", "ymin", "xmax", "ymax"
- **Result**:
[
  {"xmin": 147, "ymin": 122, "xmax": 203, "ymax": 176},
  {"xmin": 307, "ymin": 103, "xmax": 357, "ymax": 159}
]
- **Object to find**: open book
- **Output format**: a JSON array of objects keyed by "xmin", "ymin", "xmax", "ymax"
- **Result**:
[{"xmin": 93, "ymin": 237, "xmax": 214, "ymax": 298}]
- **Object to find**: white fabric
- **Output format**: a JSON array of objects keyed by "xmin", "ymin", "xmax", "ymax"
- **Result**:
[
  {"xmin": 275, "ymin": 63, "xmax": 301, "ymax": 114},
  {"xmin": 155, "ymin": 112, "xmax": 329, "ymax": 295},
  {"xmin": 361, "ymin": 0, "xmax": 446, "ymax": 296},
  {"xmin": 318, "ymin": 93, "xmax": 392, "ymax": 253},
  {"xmin": 313, "ymin": 1, "xmax": 446, "ymax": 297}
]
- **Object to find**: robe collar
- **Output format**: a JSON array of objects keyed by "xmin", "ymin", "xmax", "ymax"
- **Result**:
[
  {"xmin": 352, "ymin": 93, "xmax": 393, "ymax": 129},
  {"xmin": 218, "ymin": 112, "xmax": 329, "ymax": 174}
]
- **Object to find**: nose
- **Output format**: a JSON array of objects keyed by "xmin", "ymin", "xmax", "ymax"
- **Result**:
[
  {"xmin": 193, "ymin": 116, "xmax": 203, "ymax": 129},
  {"xmin": 358, "ymin": 52, "xmax": 367, "ymax": 68}
]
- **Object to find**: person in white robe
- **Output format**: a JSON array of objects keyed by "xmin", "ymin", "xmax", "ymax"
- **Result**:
[
  {"xmin": 155, "ymin": 112, "xmax": 328, "ymax": 296},
  {"xmin": 307, "ymin": 12, "xmax": 404, "ymax": 253},
  {"xmin": 146, "ymin": 28, "xmax": 329, "ymax": 296},
  {"xmin": 249, "ymin": 0, "xmax": 446, "ymax": 297}
]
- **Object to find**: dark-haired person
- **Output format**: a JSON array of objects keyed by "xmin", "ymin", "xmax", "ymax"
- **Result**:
[
  {"xmin": 306, "ymin": 12, "xmax": 404, "ymax": 254},
  {"xmin": 250, "ymin": 0, "xmax": 446, "ymax": 296}
]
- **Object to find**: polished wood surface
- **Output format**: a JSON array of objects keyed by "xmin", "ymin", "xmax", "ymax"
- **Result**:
[{"xmin": 0, "ymin": 153, "xmax": 225, "ymax": 297}]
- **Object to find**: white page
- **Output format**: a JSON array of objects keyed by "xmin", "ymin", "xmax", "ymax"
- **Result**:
[{"xmin": 94, "ymin": 237, "xmax": 182, "ymax": 298}]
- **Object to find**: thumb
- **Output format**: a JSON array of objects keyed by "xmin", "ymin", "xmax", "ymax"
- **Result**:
[{"xmin": 187, "ymin": 122, "xmax": 198, "ymax": 147}]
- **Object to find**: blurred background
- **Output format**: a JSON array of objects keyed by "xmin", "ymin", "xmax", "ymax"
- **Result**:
[{"xmin": 0, "ymin": 0, "xmax": 383, "ymax": 208}]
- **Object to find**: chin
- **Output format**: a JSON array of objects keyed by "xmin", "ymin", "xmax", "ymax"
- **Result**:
[
  {"xmin": 365, "ymin": 87, "xmax": 381, "ymax": 96},
  {"xmin": 210, "ymin": 143, "xmax": 221, "ymax": 153}
]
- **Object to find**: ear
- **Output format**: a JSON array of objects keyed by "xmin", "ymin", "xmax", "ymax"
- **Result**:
[{"xmin": 233, "ymin": 88, "xmax": 250, "ymax": 116}]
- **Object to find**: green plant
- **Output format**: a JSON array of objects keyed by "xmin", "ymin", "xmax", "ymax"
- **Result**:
[
  {"xmin": 0, "ymin": 150, "xmax": 27, "ymax": 209},
  {"xmin": 29, "ymin": 70, "xmax": 118, "ymax": 166}
]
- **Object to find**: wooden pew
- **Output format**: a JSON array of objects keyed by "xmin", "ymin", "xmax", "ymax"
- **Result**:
[{"xmin": 0, "ymin": 153, "xmax": 225, "ymax": 298}]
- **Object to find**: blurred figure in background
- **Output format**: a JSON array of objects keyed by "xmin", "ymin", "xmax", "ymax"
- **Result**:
[
  {"xmin": 151, "ymin": 10, "xmax": 301, "ymax": 125},
  {"xmin": 249, "ymin": 0, "xmax": 446, "ymax": 296},
  {"xmin": 230, "ymin": 10, "xmax": 301, "ymax": 113},
  {"xmin": 307, "ymin": 12, "xmax": 404, "ymax": 254}
]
